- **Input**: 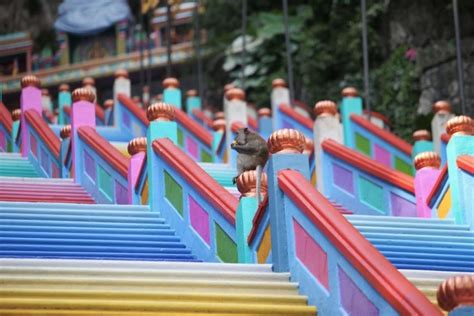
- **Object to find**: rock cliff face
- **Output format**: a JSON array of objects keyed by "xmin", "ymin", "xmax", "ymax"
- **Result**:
[{"xmin": 387, "ymin": 0, "xmax": 474, "ymax": 116}]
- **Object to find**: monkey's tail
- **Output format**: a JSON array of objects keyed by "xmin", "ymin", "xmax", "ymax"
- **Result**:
[{"xmin": 256, "ymin": 165, "xmax": 262, "ymax": 203}]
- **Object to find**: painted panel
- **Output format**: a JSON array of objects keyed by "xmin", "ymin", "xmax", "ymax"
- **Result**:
[
  {"xmin": 257, "ymin": 225, "xmax": 272, "ymax": 264},
  {"xmin": 122, "ymin": 111, "xmax": 131, "ymax": 128},
  {"xmin": 84, "ymin": 151, "xmax": 96, "ymax": 181},
  {"xmin": 30, "ymin": 134, "xmax": 37, "ymax": 157},
  {"xmin": 200, "ymin": 149, "xmax": 212, "ymax": 163},
  {"xmin": 281, "ymin": 119, "xmax": 293, "ymax": 129},
  {"xmin": 0, "ymin": 132, "xmax": 5, "ymax": 150},
  {"xmin": 390, "ymin": 192, "xmax": 416, "ymax": 217},
  {"xmin": 51, "ymin": 163, "xmax": 59, "ymax": 178},
  {"xmin": 186, "ymin": 136, "xmax": 199, "ymax": 160},
  {"xmin": 438, "ymin": 187, "xmax": 451, "ymax": 219},
  {"xmin": 333, "ymin": 163, "xmax": 354, "ymax": 195},
  {"xmin": 355, "ymin": 133, "xmax": 371, "ymax": 156},
  {"xmin": 164, "ymin": 171, "xmax": 183, "ymax": 215},
  {"xmin": 359, "ymin": 176, "xmax": 384, "ymax": 213},
  {"xmin": 394, "ymin": 156, "xmax": 413, "ymax": 176},
  {"xmin": 177, "ymin": 128, "xmax": 184, "ymax": 147},
  {"xmin": 293, "ymin": 219, "xmax": 329, "ymax": 289},
  {"xmin": 98, "ymin": 165, "xmax": 113, "ymax": 200},
  {"xmin": 40, "ymin": 148, "xmax": 50, "ymax": 174},
  {"xmin": 339, "ymin": 267, "xmax": 379, "ymax": 316},
  {"xmin": 215, "ymin": 223, "xmax": 237, "ymax": 263},
  {"xmin": 189, "ymin": 196, "xmax": 210, "ymax": 245},
  {"xmin": 374, "ymin": 144, "xmax": 391, "ymax": 167},
  {"xmin": 115, "ymin": 180, "xmax": 128, "ymax": 204},
  {"xmin": 141, "ymin": 179, "xmax": 149, "ymax": 205}
]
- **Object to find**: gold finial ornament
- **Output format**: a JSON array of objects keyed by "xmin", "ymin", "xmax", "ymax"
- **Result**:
[
  {"xmin": 446, "ymin": 116, "xmax": 473, "ymax": 136},
  {"xmin": 60, "ymin": 125, "xmax": 71, "ymax": 139},
  {"xmin": 413, "ymin": 152, "xmax": 441, "ymax": 170},
  {"xmin": 212, "ymin": 119, "xmax": 226, "ymax": 132},
  {"xmin": 162, "ymin": 77, "xmax": 180, "ymax": 89},
  {"xmin": 437, "ymin": 275, "xmax": 474, "ymax": 312},
  {"xmin": 21, "ymin": 75, "xmax": 40, "ymax": 88},
  {"xmin": 147, "ymin": 102, "xmax": 175, "ymax": 121},
  {"xmin": 258, "ymin": 108, "xmax": 271, "ymax": 118},
  {"xmin": 341, "ymin": 87, "xmax": 359, "ymax": 97},
  {"xmin": 433, "ymin": 100, "xmax": 452, "ymax": 114},
  {"xmin": 267, "ymin": 129, "xmax": 306, "ymax": 154},
  {"xmin": 236, "ymin": 170, "xmax": 268, "ymax": 198},
  {"xmin": 127, "ymin": 137, "xmax": 148, "ymax": 156},
  {"xmin": 187, "ymin": 89, "xmax": 198, "ymax": 97},
  {"xmin": 412, "ymin": 130, "xmax": 432, "ymax": 141},
  {"xmin": 82, "ymin": 77, "xmax": 95, "ymax": 87},
  {"xmin": 272, "ymin": 78, "xmax": 287, "ymax": 88},
  {"xmin": 72, "ymin": 88, "xmax": 95, "ymax": 103},
  {"xmin": 115, "ymin": 69, "xmax": 129, "ymax": 79},
  {"xmin": 11, "ymin": 109, "xmax": 21, "ymax": 121},
  {"xmin": 59, "ymin": 83, "xmax": 70, "ymax": 92},
  {"xmin": 225, "ymin": 88, "xmax": 245, "ymax": 101},
  {"xmin": 314, "ymin": 100, "xmax": 338, "ymax": 117}
]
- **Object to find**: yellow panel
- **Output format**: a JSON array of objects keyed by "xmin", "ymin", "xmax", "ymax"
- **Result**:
[
  {"xmin": 257, "ymin": 225, "xmax": 272, "ymax": 264},
  {"xmin": 311, "ymin": 169, "xmax": 317, "ymax": 187},
  {"xmin": 437, "ymin": 187, "xmax": 451, "ymax": 219},
  {"xmin": 141, "ymin": 179, "xmax": 149, "ymax": 205}
]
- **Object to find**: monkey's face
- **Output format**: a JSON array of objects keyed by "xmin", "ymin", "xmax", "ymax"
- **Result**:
[{"xmin": 231, "ymin": 128, "xmax": 249, "ymax": 149}]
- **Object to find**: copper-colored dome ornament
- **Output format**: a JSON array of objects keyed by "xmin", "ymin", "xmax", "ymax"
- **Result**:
[
  {"xmin": 236, "ymin": 170, "xmax": 268, "ymax": 198},
  {"xmin": 437, "ymin": 275, "xmax": 474, "ymax": 312},
  {"xmin": 147, "ymin": 102, "xmax": 175, "ymax": 121},
  {"xmin": 103, "ymin": 99, "xmax": 114, "ymax": 109},
  {"xmin": 433, "ymin": 100, "xmax": 452, "ymax": 114},
  {"xmin": 446, "ymin": 116, "xmax": 474, "ymax": 136},
  {"xmin": 314, "ymin": 100, "xmax": 338, "ymax": 117},
  {"xmin": 341, "ymin": 87, "xmax": 359, "ymax": 98},
  {"xmin": 212, "ymin": 119, "xmax": 226, "ymax": 132},
  {"xmin": 272, "ymin": 78, "xmax": 287, "ymax": 88},
  {"xmin": 303, "ymin": 137, "xmax": 314, "ymax": 155},
  {"xmin": 412, "ymin": 130, "xmax": 432, "ymax": 141},
  {"xmin": 187, "ymin": 89, "xmax": 198, "ymax": 97},
  {"xmin": 72, "ymin": 88, "xmax": 95, "ymax": 103},
  {"xmin": 60, "ymin": 125, "xmax": 71, "ymax": 139},
  {"xmin": 214, "ymin": 112, "xmax": 225, "ymax": 120},
  {"xmin": 127, "ymin": 137, "xmax": 148, "ymax": 156},
  {"xmin": 162, "ymin": 77, "xmax": 180, "ymax": 89},
  {"xmin": 258, "ymin": 108, "xmax": 271, "ymax": 118},
  {"xmin": 59, "ymin": 83, "xmax": 70, "ymax": 92},
  {"xmin": 82, "ymin": 77, "xmax": 95, "ymax": 87},
  {"xmin": 115, "ymin": 69, "xmax": 129, "ymax": 79},
  {"xmin": 413, "ymin": 152, "xmax": 441, "ymax": 170},
  {"xmin": 21, "ymin": 75, "xmax": 41, "ymax": 88},
  {"xmin": 223, "ymin": 83, "xmax": 235, "ymax": 93},
  {"xmin": 267, "ymin": 129, "xmax": 306, "ymax": 154},
  {"xmin": 11, "ymin": 109, "xmax": 21, "ymax": 121},
  {"xmin": 225, "ymin": 88, "xmax": 245, "ymax": 101}
]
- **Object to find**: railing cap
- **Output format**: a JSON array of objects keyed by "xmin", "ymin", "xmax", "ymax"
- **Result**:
[
  {"xmin": 72, "ymin": 88, "xmax": 95, "ymax": 103},
  {"xmin": 224, "ymin": 83, "xmax": 235, "ymax": 93},
  {"xmin": 82, "ymin": 77, "xmax": 95, "ymax": 87},
  {"xmin": 258, "ymin": 107, "xmax": 271, "ymax": 118},
  {"xmin": 59, "ymin": 83, "xmax": 70, "ymax": 92},
  {"xmin": 272, "ymin": 78, "xmax": 287, "ymax": 88},
  {"xmin": 147, "ymin": 102, "xmax": 175, "ymax": 122},
  {"xmin": 303, "ymin": 136, "xmax": 314, "ymax": 155},
  {"xmin": 236, "ymin": 170, "xmax": 268, "ymax": 198},
  {"xmin": 414, "ymin": 151, "xmax": 441, "ymax": 170},
  {"xmin": 446, "ymin": 115, "xmax": 473, "ymax": 136},
  {"xmin": 60, "ymin": 124, "xmax": 71, "ymax": 139},
  {"xmin": 187, "ymin": 89, "xmax": 198, "ymax": 97},
  {"xmin": 412, "ymin": 129, "xmax": 432, "ymax": 141},
  {"xmin": 21, "ymin": 75, "xmax": 40, "ymax": 88},
  {"xmin": 268, "ymin": 128, "xmax": 306, "ymax": 154},
  {"xmin": 163, "ymin": 77, "xmax": 180, "ymax": 89},
  {"xmin": 128, "ymin": 137, "xmax": 147, "ymax": 155},
  {"xmin": 11, "ymin": 109, "xmax": 21, "ymax": 121},
  {"xmin": 225, "ymin": 88, "xmax": 246, "ymax": 101},
  {"xmin": 437, "ymin": 275, "xmax": 474, "ymax": 312},
  {"xmin": 212, "ymin": 118, "xmax": 226, "ymax": 132},
  {"xmin": 314, "ymin": 100, "xmax": 337, "ymax": 117},
  {"xmin": 214, "ymin": 111, "xmax": 225, "ymax": 120},
  {"xmin": 115, "ymin": 69, "xmax": 129, "ymax": 79},
  {"xmin": 103, "ymin": 99, "xmax": 114, "ymax": 109},
  {"xmin": 341, "ymin": 86, "xmax": 359, "ymax": 97},
  {"xmin": 433, "ymin": 100, "xmax": 452, "ymax": 114}
]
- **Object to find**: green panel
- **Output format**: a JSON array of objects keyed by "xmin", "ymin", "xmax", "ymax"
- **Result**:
[
  {"xmin": 164, "ymin": 171, "xmax": 183, "ymax": 215},
  {"xmin": 177, "ymin": 128, "xmax": 184, "ymax": 147},
  {"xmin": 355, "ymin": 133, "xmax": 371, "ymax": 156},
  {"xmin": 98, "ymin": 166, "xmax": 113, "ymax": 200},
  {"xmin": 200, "ymin": 149, "xmax": 212, "ymax": 163},
  {"xmin": 358, "ymin": 176, "xmax": 385, "ymax": 213},
  {"xmin": 215, "ymin": 223, "xmax": 238, "ymax": 263},
  {"xmin": 394, "ymin": 156, "xmax": 413, "ymax": 176}
]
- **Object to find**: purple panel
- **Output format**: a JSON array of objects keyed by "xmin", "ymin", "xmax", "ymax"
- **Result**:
[
  {"xmin": 0, "ymin": 132, "xmax": 5, "ymax": 150},
  {"xmin": 30, "ymin": 134, "xmax": 37, "ymax": 157},
  {"xmin": 374, "ymin": 144, "xmax": 391, "ymax": 167},
  {"xmin": 185, "ymin": 136, "xmax": 199, "ymax": 160},
  {"xmin": 51, "ymin": 163, "xmax": 59, "ymax": 178},
  {"xmin": 281, "ymin": 119, "xmax": 293, "ymax": 129},
  {"xmin": 122, "ymin": 111, "xmax": 131, "ymax": 128},
  {"xmin": 40, "ymin": 148, "xmax": 50, "ymax": 174},
  {"xmin": 189, "ymin": 196, "xmax": 210, "ymax": 245},
  {"xmin": 115, "ymin": 180, "xmax": 128, "ymax": 205},
  {"xmin": 84, "ymin": 151, "xmax": 96, "ymax": 181},
  {"xmin": 333, "ymin": 163, "xmax": 354, "ymax": 194},
  {"xmin": 391, "ymin": 193, "xmax": 417, "ymax": 217},
  {"xmin": 339, "ymin": 268, "xmax": 379, "ymax": 316}
]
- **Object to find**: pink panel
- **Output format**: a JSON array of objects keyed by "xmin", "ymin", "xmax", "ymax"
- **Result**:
[
  {"xmin": 30, "ymin": 134, "xmax": 37, "ymax": 157},
  {"xmin": 374, "ymin": 144, "xmax": 391, "ymax": 167},
  {"xmin": 189, "ymin": 196, "xmax": 210, "ymax": 245},
  {"xmin": 293, "ymin": 219, "xmax": 329, "ymax": 289},
  {"xmin": 185, "ymin": 136, "xmax": 199, "ymax": 160},
  {"xmin": 0, "ymin": 132, "xmax": 5, "ymax": 150}
]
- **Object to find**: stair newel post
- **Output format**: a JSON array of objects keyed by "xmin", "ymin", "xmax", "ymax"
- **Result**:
[
  {"xmin": 267, "ymin": 129, "xmax": 309, "ymax": 272},
  {"xmin": 257, "ymin": 108, "xmax": 272, "ymax": 140},
  {"xmin": 127, "ymin": 137, "xmax": 147, "ymax": 204},
  {"xmin": 235, "ymin": 171, "xmax": 268, "ymax": 263},
  {"xmin": 339, "ymin": 87, "xmax": 362, "ymax": 147},
  {"xmin": 146, "ymin": 102, "xmax": 178, "ymax": 210},
  {"xmin": 59, "ymin": 125, "xmax": 71, "ymax": 178},
  {"xmin": 224, "ymin": 88, "xmax": 247, "ymax": 166},
  {"xmin": 211, "ymin": 118, "xmax": 226, "ymax": 163},
  {"xmin": 270, "ymin": 79, "xmax": 290, "ymax": 130},
  {"xmin": 444, "ymin": 116, "xmax": 474, "ymax": 226},
  {"xmin": 113, "ymin": 69, "xmax": 131, "ymax": 126},
  {"xmin": 412, "ymin": 130, "xmax": 434, "ymax": 159},
  {"xmin": 58, "ymin": 84, "xmax": 71, "ymax": 125},
  {"xmin": 20, "ymin": 75, "xmax": 42, "ymax": 157},
  {"xmin": 437, "ymin": 275, "xmax": 474, "ymax": 316},
  {"xmin": 71, "ymin": 88, "xmax": 96, "ymax": 183},
  {"xmin": 431, "ymin": 101, "xmax": 455, "ymax": 155},
  {"xmin": 11, "ymin": 109, "xmax": 21, "ymax": 152},
  {"xmin": 413, "ymin": 152, "xmax": 442, "ymax": 218},
  {"xmin": 162, "ymin": 78, "xmax": 182, "ymax": 109},
  {"xmin": 186, "ymin": 89, "xmax": 201, "ymax": 115},
  {"xmin": 313, "ymin": 100, "xmax": 343, "ymax": 192}
]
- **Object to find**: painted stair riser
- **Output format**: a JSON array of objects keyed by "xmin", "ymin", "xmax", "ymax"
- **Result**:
[
  {"xmin": 0, "ymin": 238, "xmax": 188, "ymax": 248},
  {"xmin": 0, "ymin": 225, "xmax": 176, "ymax": 235},
  {"xmin": 0, "ymin": 186, "xmax": 98, "ymax": 193},
  {"xmin": 371, "ymin": 242, "xmax": 474, "ymax": 253},
  {"xmin": 0, "ymin": 219, "xmax": 168, "ymax": 229},
  {"xmin": 350, "ymin": 222, "xmax": 470, "ymax": 230},
  {"xmin": 0, "ymin": 203, "xmax": 148, "ymax": 211},
  {"xmin": 364, "ymin": 233, "xmax": 474, "ymax": 243},
  {"xmin": 397, "ymin": 263, "xmax": 474, "ymax": 272},
  {"xmin": 0, "ymin": 208, "xmax": 164, "ymax": 218},
  {"xmin": 346, "ymin": 215, "xmax": 456, "ymax": 224},
  {"xmin": 0, "ymin": 232, "xmax": 181, "ymax": 242},
  {"xmin": 0, "ymin": 213, "xmax": 166, "ymax": 224},
  {"xmin": 0, "ymin": 252, "xmax": 198, "ymax": 260},
  {"xmin": 0, "ymin": 244, "xmax": 192, "ymax": 254},
  {"xmin": 356, "ymin": 227, "xmax": 474, "ymax": 237},
  {"xmin": 0, "ymin": 197, "xmax": 95, "ymax": 204}
]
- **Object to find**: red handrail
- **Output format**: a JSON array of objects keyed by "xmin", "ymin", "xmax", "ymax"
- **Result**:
[
  {"xmin": 278, "ymin": 104, "xmax": 313, "ymax": 130},
  {"xmin": 95, "ymin": 104, "xmax": 105, "ymax": 121},
  {"xmin": 153, "ymin": 138, "xmax": 238, "ymax": 224},
  {"xmin": 248, "ymin": 116, "xmax": 258, "ymax": 130},
  {"xmin": 118, "ymin": 94, "xmax": 148, "ymax": 125},
  {"xmin": 350, "ymin": 114, "xmax": 412, "ymax": 156},
  {"xmin": 457, "ymin": 155, "xmax": 474, "ymax": 174},
  {"xmin": 0, "ymin": 102, "xmax": 13, "ymax": 133},
  {"xmin": 192, "ymin": 109, "xmax": 213, "ymax": 129},
  {"xmin": 362, "ymin": 110, "xmax": 391, "ymax": 126},
  {"xmin": 426, "ymin": 165, "xmax": 448, "ymax": 207},
  {"xmin": 322, "ymin": 139, "xmax": 414, "ymax": 193},
  {"xmin": 278, "ymin": 170, "xmax": 442, "ymax": 316},
  {"xmin": 441, "ymin": 133, "xmax": 451, "ymax": 144},
  {"xmin": 77, "ymin": 126, "xmax": 129, "ymax": 178},
  {"xmin": 24, "ymin": 110, "xmax": 60, "ymax": 159}
]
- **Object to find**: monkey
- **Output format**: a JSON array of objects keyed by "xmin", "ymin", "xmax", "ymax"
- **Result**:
[{"xmin": 230, "ymin": 128, "xmax": 269, "ymax": 187}]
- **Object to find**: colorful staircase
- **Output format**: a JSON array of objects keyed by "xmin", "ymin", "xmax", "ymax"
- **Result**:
[{"xmin": 0, "ymin": 153, "xmax": 39, "ymax": 178}]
